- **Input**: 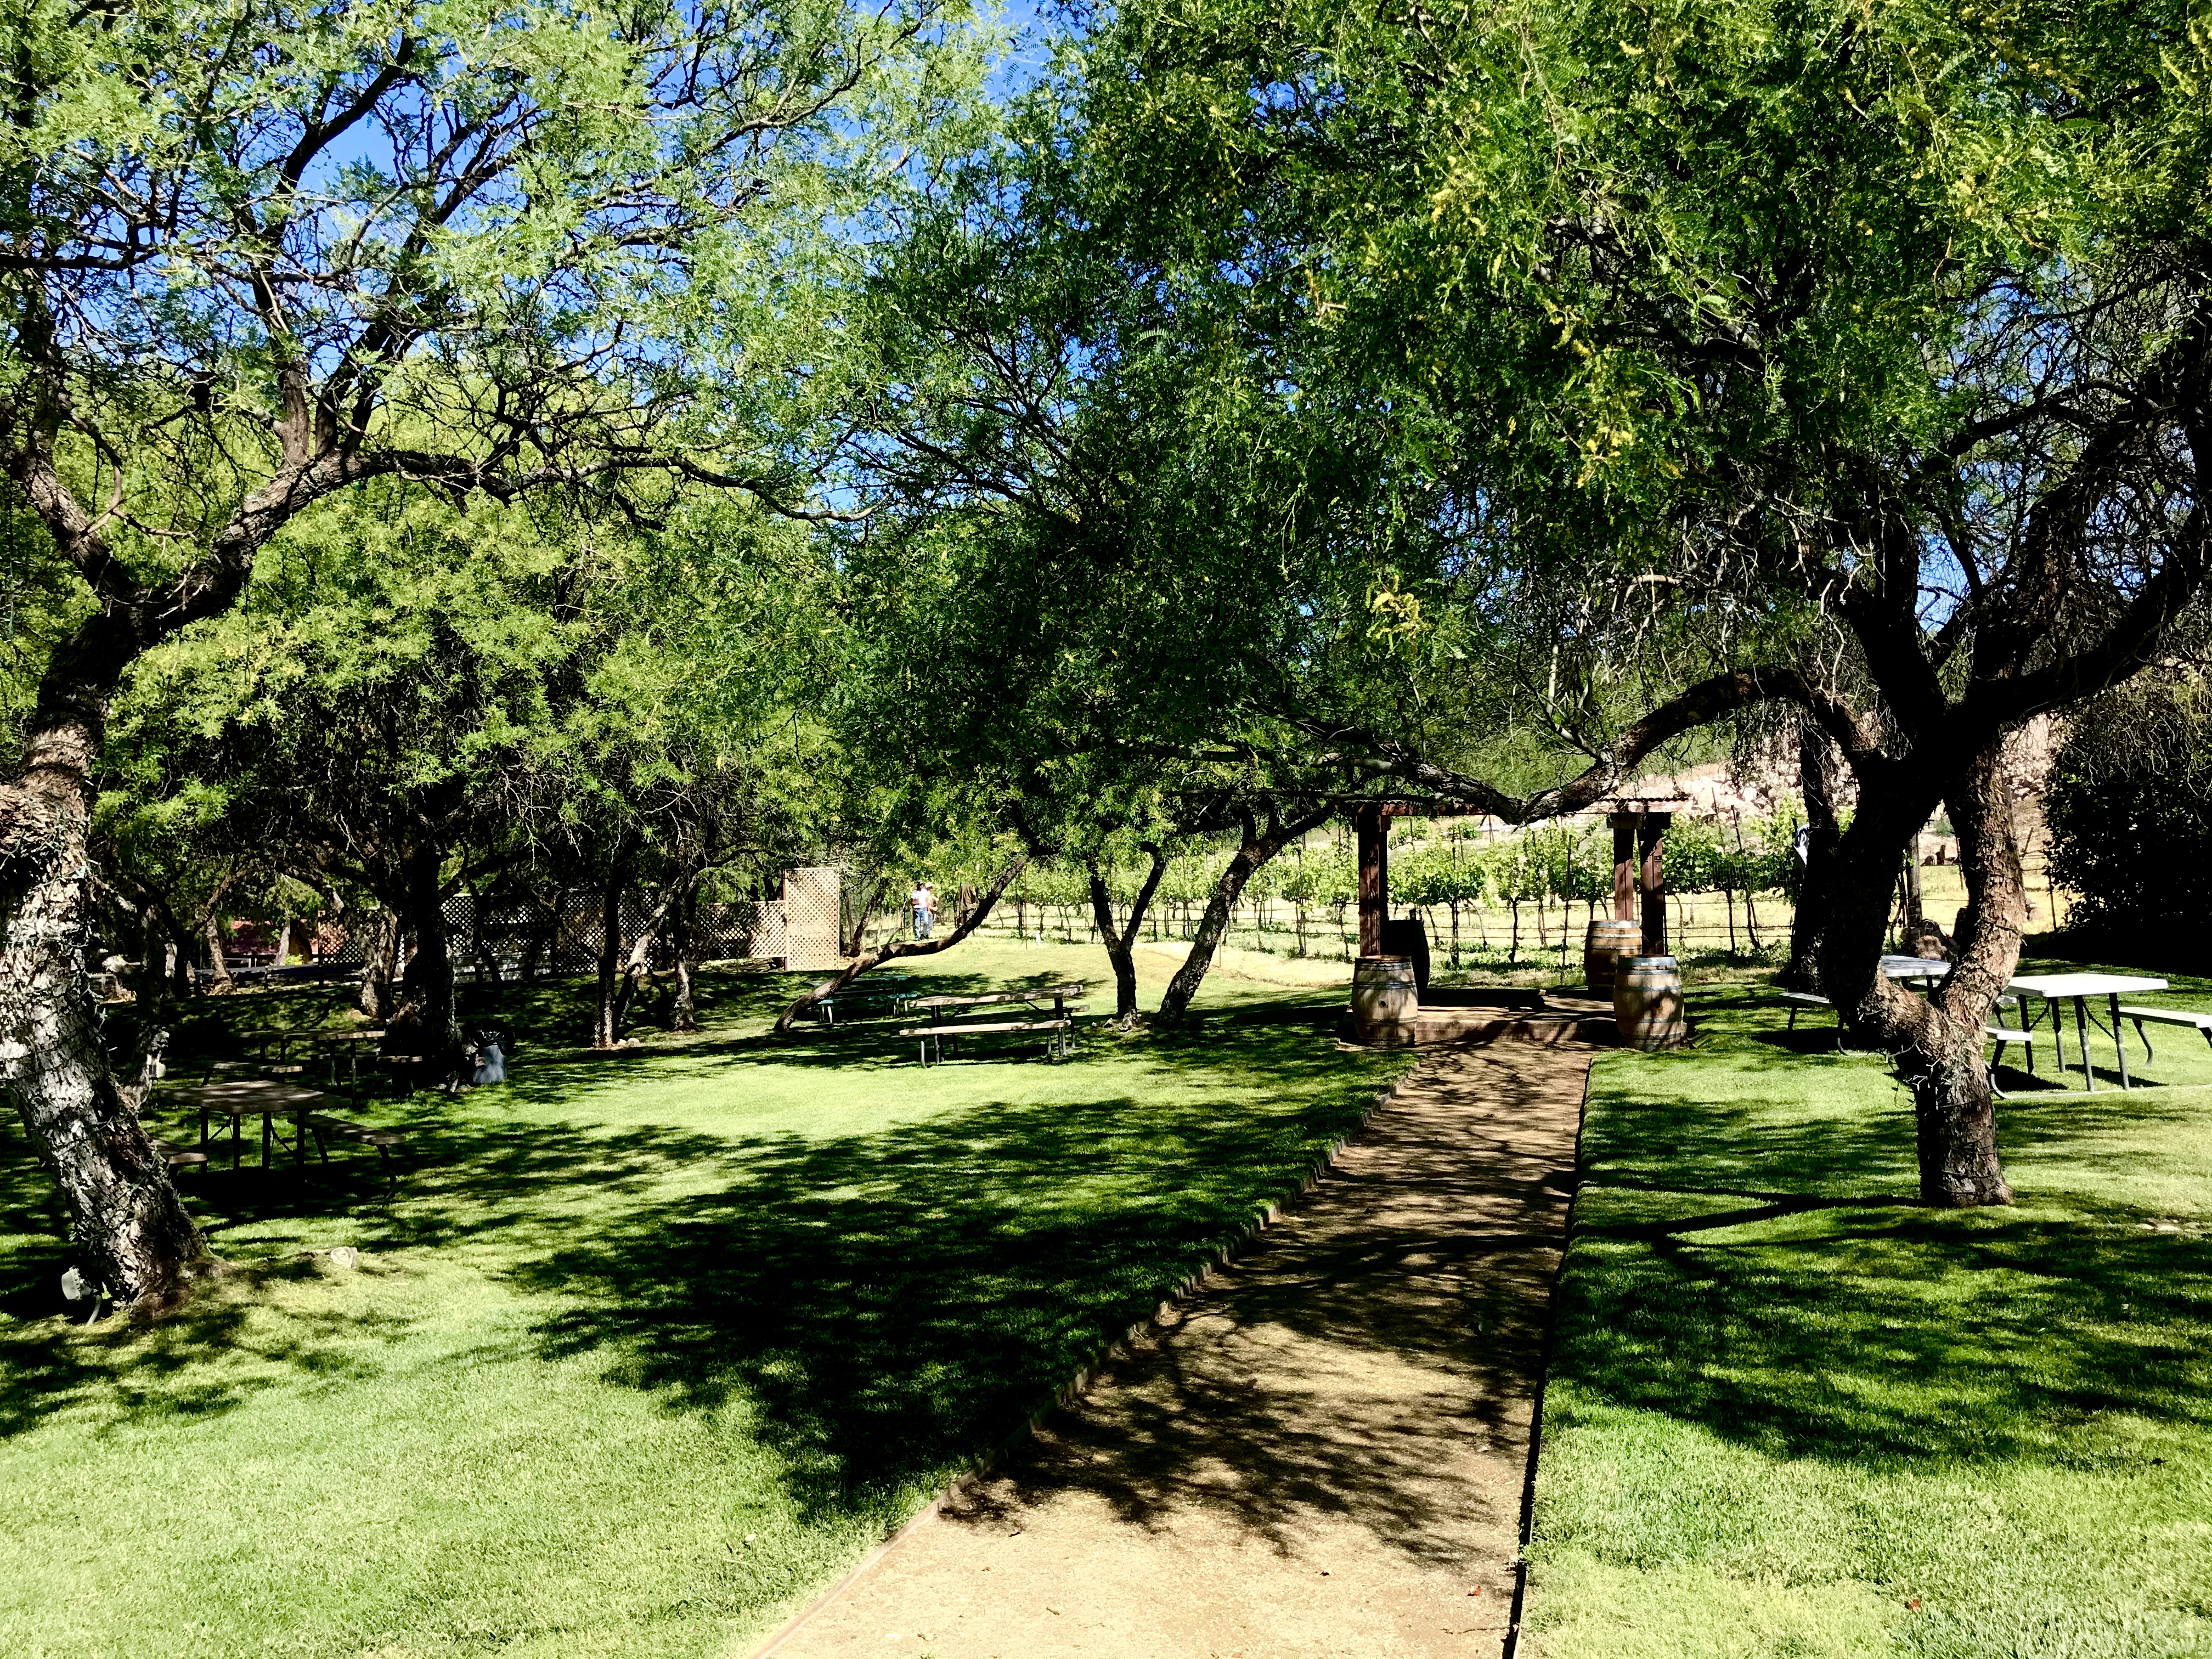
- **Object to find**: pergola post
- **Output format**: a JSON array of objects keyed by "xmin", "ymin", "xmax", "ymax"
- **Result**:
[
  {"xmin": 1638, "ymin": 813, "xmax": 1672, "ymax": 956},
  {"xmin": 1356, "ymin": 804, "xmax": 1387, "ymax": 957},
  {"xmin": 1610, "ymin": 815, "xmax": 1637, "ymax": 923}
]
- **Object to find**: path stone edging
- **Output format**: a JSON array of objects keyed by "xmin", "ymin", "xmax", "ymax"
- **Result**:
[{"xmin": 747, "ymin": 1056, "xmax": 1435, "ymax": 1659}]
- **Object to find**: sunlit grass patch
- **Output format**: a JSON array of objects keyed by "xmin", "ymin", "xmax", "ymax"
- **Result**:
[
  {"xmin": 2, "ymin": 941, "xmax": 1406, "ymax": 1659},
  {"xmin": 1529, "ymin": 981, "xmax": 2212, "ymax": 1659}
]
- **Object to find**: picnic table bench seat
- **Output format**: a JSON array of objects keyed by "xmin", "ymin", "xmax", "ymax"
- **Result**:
[
  {"xmin": 150, "ymin": 1138, "xmax": 207, "ymax": 1170},
  {"xmin": 1983, "ymin": 1022, "xmax": 2038, "ymax": 1094},
  {"xmin": 1779, "ymin": 990, "xmax": 1832, "ymax": 1032},
  {"xmin": 2116, "ymin": 1005, "xmax": 2212, "ymax": 1059},
  {"xmin": 303, "ymin": 1113, "xmax": 409, "ymax": 1186},
  {"xmin": 896, "ymin": 985, "xmax": 1087, "ymax": 1064},
  {"xmin": 896, "ymin": 1017, "xmax": 1075, "ymax": 1064}
]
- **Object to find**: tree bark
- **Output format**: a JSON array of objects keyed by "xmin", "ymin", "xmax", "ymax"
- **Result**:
[
  {"xmin": 0, "ymin": 713, "xmax": 206, "ymax": 1305},
  {"xmin": 1086, "ymin": 843, "xmax": 1169, "ymax": 1023},
  {"xmin": 601, "ymin": 851, "xmax": 705, "ymax": 1046},
  {"xmin": 1784, "ymin": 717, "xmax": 1846, "ymax": 989},
  {"xmin": 668, "ymin": 885, "xmax": 699, "ymax": 1032},
  {"xmin": 356, "ymin": 907, "xmax": 400, "ymax": 1022},
  {"xmin": 1815, "ymin": 746, "xmax": 2016, "ymax": 1207},
  {"xmin": 592, "ymin": 839, "xmax": 636, "ymax": 1050},
  {"xmin": 202, "ymin": 904, "xmax": 233, "ymax": 990},
  {"xmin": 1156, "ymin": 808, "xmax": 1331, "ymax": 1025},
  {"xmin": 384, "ymin": 843, "xmax": 457, "ymax": 1058}
]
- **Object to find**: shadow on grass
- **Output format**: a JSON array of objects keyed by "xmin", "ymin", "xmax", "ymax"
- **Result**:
[
  {"xmin": 499, "ymin": 1048, "xmax": 1397, "ymax": 1522},
  {"xmin": 1561, "ymin": 994, "xmax": 2212, "ymax": 1470},
  {"xmin": 4, "ymin": 1009, "xmax": 1410, "ymax": 1542}
]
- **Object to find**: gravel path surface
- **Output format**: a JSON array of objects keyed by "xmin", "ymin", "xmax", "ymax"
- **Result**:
[{"xmin": 756, "ymin": 1030, "xmax": 1599, "ymax": 1659}]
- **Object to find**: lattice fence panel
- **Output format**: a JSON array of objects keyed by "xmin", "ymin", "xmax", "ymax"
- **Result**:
[{"xmin": 781, "ymin": 867, "xmax": 844, "ymax": 970}]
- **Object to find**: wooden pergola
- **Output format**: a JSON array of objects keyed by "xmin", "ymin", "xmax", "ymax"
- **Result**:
[{"xmin": 1350, "ymin": 793, "xmax": 1690, "ymax": 964}]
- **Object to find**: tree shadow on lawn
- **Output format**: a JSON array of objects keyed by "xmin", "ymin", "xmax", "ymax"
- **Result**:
[
  {"xmin": 503, "ymin": 1094, "xmax": 1401, "ymax": 1523},
  {"xmin": 1565, "ymin": 1050, "xmax": 2212, "ymax": 1470},
  {"xmin": 4, "ymin": 1013, "xmax": 1406, "ymax": 1541},
  {"xmin": 0, "ymin": 1125, "xmax": 417, "ymax": 1440}
]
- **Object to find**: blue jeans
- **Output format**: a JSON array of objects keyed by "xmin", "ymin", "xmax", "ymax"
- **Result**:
[{"xmin": 913, "ymin": 908, "xmax": 933, "ymax": 940}]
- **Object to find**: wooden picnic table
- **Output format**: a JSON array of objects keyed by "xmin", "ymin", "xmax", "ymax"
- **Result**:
[
  {"xmin": 160, "ymin": 1079, "xmax": 409, "ymax": 1178},
  {"xmin": 810, "ymin": 975, "xmax": 919, "ymax": 1024},
  {"xmin": 901, "ymin": 983, "xmax": 1087, "ymax": 1064},
  {"xmin": 1880, "ymin": 953, "xmax": 1953, "ymax": 986},
  {"xmin": 2004, "ymin": 972, "xmax": 2169, "ymax": 1091},
  {"xmin": 240, "ymin": 1026, "xmax": 314, "ymax": 1062},
  {"xmin": 162, "ymin": 1079, "xmax": 336, "ymax": 1171},
  {"xmin": 310, "ymin": 1028, "xmax": 386, "ymax": 1082}
]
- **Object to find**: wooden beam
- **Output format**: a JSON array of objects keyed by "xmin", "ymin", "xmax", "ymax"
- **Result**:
[
  {"xmin": 1638, "ymin": 812, "xmax": 1671, "ymax": 956},
  {"xmin": 1357, "ymin": 804, "xmax": 1387, "ymax": 957},
  {"xmin": 1609, "ymin": 814, "xmax": 1637, "ymax": 923}
]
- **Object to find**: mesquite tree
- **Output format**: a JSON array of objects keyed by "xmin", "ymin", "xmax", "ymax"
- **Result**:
[
  {"xmin": 1318, "ymin": 0, "xmax": 2212, "ymax": 1204},
  {"xmin": 0, "ymin": 0, "xmax": 944, "ymax": 1301},
  {"xmin": 1045, "ymin": 0, "xmax": 2210, "ymax": 1203}
]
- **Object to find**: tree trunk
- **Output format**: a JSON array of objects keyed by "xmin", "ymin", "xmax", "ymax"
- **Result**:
[
  {"xmin": 1784, "ymin": 718, "xmax": 1846, "ymax": 989},
  {"xmin": 1157, "ymin": 809, "xmax": 1331, "ymax": 1025},
  {"xmin": 1816, "ymin": 747, "xmax": 2015, "ymax": 1207},
  {"xmin": 606, "ymin": 856, "xmax": 704, "ymax": 1044},
  {"xmin": 357, "ymin": 907, "xmax": 400, "ymax": 1021},
  {"xmin": 0, "ymin": 715, "xmax": 205, "ymax": 1305},
  {"xmin": 202, "ymin": 905, "xmax": 232, "ymax": 990},
  {"xmin": 385, "ymin": 844, "xmax": 457, "ymax": 1059},
  {"xmin": 1901, "ymin": 837, "xmax": 1925, "ymax": 935},
  {"xmin": 593, "ymin": 840, "xmax": 635, "ymax": 1050},
  {"xmin": 668, "ymin": 886, "xmax": 699, "ymax": 1033},
  {"xmin": 1086, "ymin": 843, "xmax": 1169, "ymax": 1023}
]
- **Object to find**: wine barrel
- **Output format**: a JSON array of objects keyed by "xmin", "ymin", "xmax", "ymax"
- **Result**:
[
  {"xmin": 1350, "ymin": 955, "xmax": 1420, "ymax": 1048},
  {"xmin": 1583, "ymin": 919, "xmax": 1641, "ymax": 991},
  {"xmin": 1613, "ymin": 955, "xmax": 1686, "ymax": 1050}
]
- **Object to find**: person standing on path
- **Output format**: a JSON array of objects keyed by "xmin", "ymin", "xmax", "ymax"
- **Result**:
[{"xmin": 910, "ymin": 881, "xmax": 936, "ymax": 941}]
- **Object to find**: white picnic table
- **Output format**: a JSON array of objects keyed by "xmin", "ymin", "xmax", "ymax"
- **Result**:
[
  {"xmin": 2001, "ymin": 972, "xmax": 2169, "ymax": 1091},
  {"xmin": 1881, "ymin": 953, "xmax": 1951, "ymax": 985}
]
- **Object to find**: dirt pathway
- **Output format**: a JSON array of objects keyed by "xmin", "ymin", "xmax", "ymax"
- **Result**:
[{"xmin": 755, "ymin": 1031, "xmax": 1598, "ymax": 1659}]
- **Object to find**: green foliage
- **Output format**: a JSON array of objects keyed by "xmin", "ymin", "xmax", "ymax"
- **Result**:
[
  {"xmin": 101, "ymin": 481, "xmax": 834, "ymax": 932},
  {"xmin": 2047, "ymin": 686, "xmax": 2212, "ymax": 948}
]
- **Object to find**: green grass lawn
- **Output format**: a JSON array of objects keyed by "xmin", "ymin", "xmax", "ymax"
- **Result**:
[
  {"xmin": 1, "ymin": 940, "xmax": 1407, "ymax": 1659},
  {"xmin": 1529, "ymin": 973, "xmax": 2212, "ymax": 1659}
]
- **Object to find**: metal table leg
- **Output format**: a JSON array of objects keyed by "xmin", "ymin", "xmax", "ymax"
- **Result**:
[
  {"xmin": 2110, "ymin": 993, "xmax": 2132, "ymax": 1088},
  {"xmin": 2073, "ymin": 998, "xmax": 2094, "ymax": 1090},
  {"xmin": 2048, "ymin": 996, "xmax": 2068, "ymax": 1079}
]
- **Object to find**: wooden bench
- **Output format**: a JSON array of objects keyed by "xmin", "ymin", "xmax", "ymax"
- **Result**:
[
  {"xmin": 303, "ymin": 1113, "xmax": 409, "ymax": 1185},
  {"xmin": 2116, "ymin": 1005, "xmax": 2212, "ymax": 1061},
  {"xmin": 811, "ymin": 982, "xmax": 918, "ymax": 1024},
  {"xmin": 896, "ymin": 1017, "xmax": 1075, "ymax": 1066},
  {"xmin": 150, "ymin": 1138, "xmax": 208, "ymax": 1170}
]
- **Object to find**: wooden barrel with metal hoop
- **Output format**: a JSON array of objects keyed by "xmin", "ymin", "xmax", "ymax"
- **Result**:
[
  {"xmin": 1583, "ymin": 919, "xmax": 1641, "ymax": 992},
  {"xmin": 1349, "ymin": 955, "xmax": 1420, "ymax": 1048},
  {"xmin": 1612, "ymin": 955, "xmax": 1686, "ymax": 1050}
]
